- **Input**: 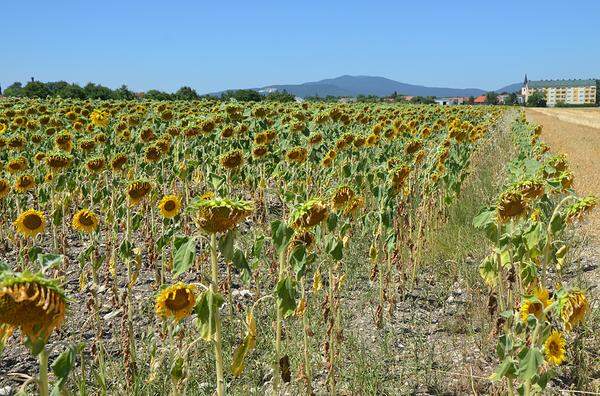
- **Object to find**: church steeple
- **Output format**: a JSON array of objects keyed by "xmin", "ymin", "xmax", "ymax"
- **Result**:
[{"xmin": 524, "ymin": 74, "xmax": 528, "ymax": 86}]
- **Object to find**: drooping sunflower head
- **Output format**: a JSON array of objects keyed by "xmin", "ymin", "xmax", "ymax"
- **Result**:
[
  {"xmin": 144, "ymin": 145, "xmax": 162, "ymax": 163},
  {"xmin": 513, "ymin": 179, "xmax": 545, "ymax": 201},
  {"xmin": 111, "ymin": 153, "xmax": 128, "ymax": 172},
  {"xmin": 127, "ymin": 180, "xmax": 153, "ymax": 206},
  {"xmin": 85, "ymin": 157, "xmax": 105, "ymax": 173},
  {"xmin": 286, "ymin": 146, "xmax": 308, "ymax": 164},
  {"xmin": 158, "ymin": 195, "xmax": 182, "ymax": 219},
  {"xmin": 345, "ymin": 196, "xmax": 365, "ymax": 217},
  {"xmin": 252, "ymin": 145, "xmax": 269, "ymax": 159},
  {"xmin": 559, "ymin": 289, "xmax": 589, "ymax": 331},
  {"xmin": 6, "ymin": 157, "xmax": 28, "ymax": 174},
  {"xmin": 14, "ymin": 209, "xmax": 46, "ymax": 238},
  {"xmin": 220, "ymin": 149, "xmax": 245, "ymax": 171},
  {"xmin": 155, "ymin": 283, "xmax": 197, "ymax": 322},
  {"xmin": 544, "ymin": 330, "xmax": 566, "ymax": 365},
  {"xmin": 390, "ymin": 164, "xmax": 411, "ymax": 193},
  {"xmin": 290, "ymin": 230, "xmax": 315, "ymax": 250},
  {"xmin": 72, "ymin": 209, "xmax": 99, "ymax": 234},
  {"xmin": 15, "ymin": 174, "xmax": 36, "ymax": 193},
  {"xmin": 0, "ymin": 272, "xmax": 67, "ymax": 346},
  {"xmin": 79, "ymin": 138, "xmax": 96, "ymax": 152},
  {"xmin": 404, "ymin": 139, "xmax": 423, "ymax": 155},
  {"xmin": 191, "ymin": 197, "xmax": 254, "ymax": 234},
  {"xmin": 496, "ymin": 189, "xmax": 528, "ymax": 222},
  {"xmin": 331, "ymin": 186, "xmax": 355, "ymax": 210},
  {"xmin": 290, "ymin": 199, "xmax": 329, "ymax": 230},
  {"xmin": 308, "ymin": 132, "xmax": 323, "ymax": 145},
  {"xmin": 45, "ymin": 152, "xmax": 72, "ymax": 172},
  {"xmin": 565, "ymin": 196, "xmax": 597, "ymax": 223},
  {"xmin": 0, "ymin": 179, "xmax": 10, "ymax": 199}
]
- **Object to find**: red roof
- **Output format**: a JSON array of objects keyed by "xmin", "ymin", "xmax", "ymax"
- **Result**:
[{"xmin": 474, "ymin": 95, "xmax": 486, "ymax": 103}]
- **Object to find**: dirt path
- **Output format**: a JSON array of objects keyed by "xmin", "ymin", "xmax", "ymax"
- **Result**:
[{"xmin": 526, "ymin": 108, "xmax": 600, "ymax": 242}]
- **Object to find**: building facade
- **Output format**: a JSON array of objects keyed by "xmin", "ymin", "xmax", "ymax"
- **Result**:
[{"xmin": 521, "ymin": 76, "xmax": 598, "ymax": 107}]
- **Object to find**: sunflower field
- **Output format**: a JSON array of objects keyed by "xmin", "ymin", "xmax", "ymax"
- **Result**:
[{"xmin": 0, "ymin": 98, "xmax": 597, "ymax": 395}]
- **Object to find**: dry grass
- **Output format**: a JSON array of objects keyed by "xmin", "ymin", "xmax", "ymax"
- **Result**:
[{"xmin": 526, "ymin": 108, "xmax": 600, "ymax": 241}]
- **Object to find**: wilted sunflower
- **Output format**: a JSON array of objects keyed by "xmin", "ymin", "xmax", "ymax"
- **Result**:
[
  {"xmin": 565, "ymin": 196, "xmax": 597, "ymax": 223},
  {"xmin": 155, "ymin": 283, "xmax": 197, "ymax": 322},
  {"xmin": 252, "ymin": 145, "xmax": 269, "ymax": 159},
  {"xmin": 46, "ymin": 152, "xmax": 72, "ymax": 171},
  {"xmin": 14, "ymin": 174, "xmax": 36, "ymax": 193},
  {"xmin": 286, "ymin": 147, "xmax": 308, "ymax": 164},
  {"xmin": 6, "ymin": 157, "xmax": 28, "ymax": 174},
  {"xmin": 291, "ymin": 199, "xmax": 329, "ymax": 229},
  {"xmin": 513, "ymin": 179, "xmax": 545, "ymax": 200},
  {"xmin": 72, "ymin": 209, "xmax": 99, "ymax": 234},
  {"xmin": 560, "ymin": 289, "xmax": 589, "ymax": 330},
  {"xmin": 496, "ymin": 189, "xmax": 528, "ymax": 222},
  {"xmin": 308, "ymin": 133, "xmax": 323, "ymax": 145},
  {"xmin": 111, "ymin": 153, "xmax": 128, "ymax": 172},
  {"xmin": 331, "ymin": 186, "xmax": 355, "ymax": 210},
  {"xmin": 390, "ymin": 165, "xmax": 411, "ymax": 193},
  {"xmin": 220, "ymin": 149, "xmax": 245, "ymax": 170},
  {"xmin": 86, "ymin": 157, "xmax": 105, "ymax": 173},
  {"xmin": 14, "ymin": 209, "xmax": 46, "ymax": 238},
  {"xmin": 158, "ymin": 195, "xmax": 182, "ymax": 218},
  {"xmin": 345, "ymin": 196, "xmax": 365, "ymax": 216},
  {"xmin": 127, "ymin": 180, "xmax": 152, "ymax": 206},
  {"xmin": 0, "ymin": 272, "xmax": 67, "ymax": 344},
  {"xmin": 79, "ymin": 138, "xmax": 96, "ymax": 152},
  {"xmin": 144, "ymin": 145, "xmax": 162, "ymax": 163},
  {"xmin": 0, "ymin": 179, "xmax": 10, "ymax": 199},
  {"xmin": 191, "ymin": 197, "xmax": 253, "ymax": 234},
  {"xmin": 544, "ymin": 330, "xmax": 566, "ymax": 365},
  {"xmin": 404, "ymin": 139, "xmax": 423, "ymax": 155},
  {"xmin": 519, "ymin": 287, "xmax": 551, "ymax": 322}
]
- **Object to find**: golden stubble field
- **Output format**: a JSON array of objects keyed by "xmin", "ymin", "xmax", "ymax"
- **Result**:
[{"xmin": 526, "ymin": 108, "xmax": 600, "ymax": 241}]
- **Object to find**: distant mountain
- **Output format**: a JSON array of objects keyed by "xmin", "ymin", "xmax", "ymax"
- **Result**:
[
  {"xmin": 210, "ymin": 75, "xmax": 523, "ymax": 98},
  {"xmin": 495, "ymin": 82, "xmax": 522, "ymax": 93}
]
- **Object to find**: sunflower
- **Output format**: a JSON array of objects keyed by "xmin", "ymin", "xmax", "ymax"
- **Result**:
[
  {"xmin": 14, "ymin": 174, "xmax": 36, "ymax": 193},
  {"xmin": 565, "ymin": 196, "xmax": 597, "ymax": 223},
  {"xmin": 0, "ymin": 179, "xmax": 10, "ymax": 198},
  {"xmin": 544, "ymin": 330, "xmax": 566, "ymax": 365},
  {"xmin": 127, "ymin": 180, "xmax": 153, "ymax": 206},
  {"xmin": 291, "ymin": 199, "xmax": 329, "ymax": 229},
  {"xmin": 513, "ymin": 179, "xmax": 545, "ymax": 200},
  {"xmin": 155, "ymin": 283, "xmax": 197, "ymax": 322},
  {"xmin": 390, "ymin": 165, "xmax": 411, "ymax": 193},
  {"xmin": 520, "ymin": 287, "xmax": 551, "ymax": 322},
  {"xmin": 86, "ymin": 157, "xmax": 105, "ymax": 173},
  {"xmin": 286, "ymin": 147, "xmax": 308, "ymax": 164},
  {"xmin": 191, "ymin": 197, "xmax": 253, "ymax": 234},
  {"xmin": 72, "ymin": 209, "xmax": 99, "ymax": 234},
  {"xmin": 14, "ymin": 209, "xmax": 46, "ymax": 238},
  {"xmin": 45, "ymin": 152, "xmax": 72, "ymax": 171},
  {"xmin": 308, "ymin": 133, "xmax": 323, "ymax": 145},
  {"xmin": 560, "ymin": 289, "xmax": 589, "ymax": 330},
  {"xmin": 111, "ymin": 153, "xmax": 128, "ymax": 172},
  {"xmin": 220, "ymin": 149, "xmax": 245, "ymax": 171},
  {"xmin": 6, "ymin": 157, "xmax": 28, "ymax": 174},
  {"xmin": 331, "ymin": 186, "xmax": 355, "ymax": 210},
  {"xmin": 158, "ymin": 195, "xmax": 182, "ymax": 218},
  {"xmin": 252, "ymin": 145, "xmax": 269, "ymax": 158},
  {"xmin": 90, "ymin": 110, "xmax": 110, "ymax": 127},
  {"xmin": 497, "ymin": 189, "xmax": 528, "ymax": 222},
  {"xmin": 144, "ymin": 145, "xmax": 162, "ymax": 163},
  {"xmin": 0, "ymin": 272, "xmax": 67, "ymax": 345},
  {"xmin": 79, "ymin": 138, "xmax": 96, "ymax": 152}
]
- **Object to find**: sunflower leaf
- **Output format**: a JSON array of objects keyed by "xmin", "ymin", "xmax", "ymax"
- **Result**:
[
  {"xmin": 275, "ymin": 277, "xmax": 297, "ymax": 318},
  {"xmin": 516, "ymin": 347, "xmax": 543, "ymax": 381},
  {"xmin": 172, "ymin": 236, "xmax": 197, "ymax": 277},
  {"xmin": 194, "ymin": 289, "xmax": 224, "ymax": 341},
  {"xmin": 232, "ymin": 248, "xmax": 251, "ymax": 283}
]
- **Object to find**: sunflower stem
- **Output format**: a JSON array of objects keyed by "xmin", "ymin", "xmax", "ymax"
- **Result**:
[
  {"xmin": 38, "ymin": 347, "xmax": 49, "ymax": 396},
  {"xmin": 210, "ymin": 233, "xmax": 225, "ymax": 396},
  {"xmin": 274, "ymin": 247, "xmax": 286, "ymax": 392}
]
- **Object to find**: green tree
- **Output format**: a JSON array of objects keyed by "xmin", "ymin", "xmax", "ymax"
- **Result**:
[
  {"xmin": 22, "ymin": 81, "xmax": 52, "ymax": 98},
  {"xmin": 145, "ymin": 90, "xmax": 173, "ymax": 100},
  {"xmin": 83, "ymin": 83, "xmax": 114, "ymax": 100},
  {"xmin": 505, "ymin": 92, "xmax": 519, "ymax": 105},
  {"xmin": 265, "ymin": 90, "xmax": 295, "ymax": 102},
  {"xmin": 410, "ymin": 96, "xmax": 436, "ymax": 104},
  {"xmin": 3, "ymin": 82, "xmax": 24, "ymax": 97},
  {"xmin": 526, "ymin": 91, "xmax": 546, "ymax": 107},
  {"xmin": 174, "ymin": 86, "xmax": 200, "ymax": 101},
  {"xmin": 485, "ymin": 91, "xmax": 499, "ymax": 105},
  {"xmin": 57, "ymin": 83, "xmax": 86, "ymax": 99},
  {"xmin": 113, "ymin": 85, "xmax": 136, "ymax": 100},
  {"xmin": 221, "ymin": 89, "xmax": 262, "ymax": 102}
]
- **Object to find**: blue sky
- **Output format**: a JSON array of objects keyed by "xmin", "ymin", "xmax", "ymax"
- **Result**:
[{"xmin": 2, "ymin": 1, "xmax": 599, "ymax": 93}]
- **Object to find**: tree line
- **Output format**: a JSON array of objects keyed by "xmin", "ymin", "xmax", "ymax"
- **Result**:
[{"xmin": 0, "ymin": 81, "xmax": 296, "ymax": 102}]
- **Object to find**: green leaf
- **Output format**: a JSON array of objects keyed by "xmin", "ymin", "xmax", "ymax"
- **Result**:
[
  {"xmin": 232, "ymin": 249, "xmax": 252, "ymax": 283},
  {"xmin": 28, "ymin": 246, "xmax": 42, "ymax": 262},
  {"xmin": 51, "ymin": 344, "xmax": 85, "ymax": 396},
  {"xmin": 490, "ymin": 357, "xmax": 516, "ymax": 381},
  {"xmin": 251, "ymin": 235, "xmax": 265, "ymax": 258},
  {"xmin": 473, "ymin": 208, "xmax": 499, "ymax": 241},
  {"xmin": 172, "ymin": 236, "xmax": 197, "ymax": 277},
  {"xmin": 479, "ymin": 254, "xmax": 498, "ymax": 287},
  {"xmin": 38, "ymin": 254, "xmax": 63, "ymax": 272},
  {"xmin": 327, "ymin": 212, "xmax": 338, "ymax": 232},
  {"xmin": 327, "ymin": 237, "xmax": 344, "ymax": 261},
  {"xmin": 275, "ymin": 277, "xmax": 297, "ymax": 318},
  {"xmin": 516, "ymin": 347, "xmax": 543, "ymax": 381},
  {"xmin": 194, "ymin": 289, "xmax": 225, "ymax": 341},
  {"xmin": 119, "ymin": 240, "xmax": 133, "ymax": 259},
  {"xmin": 271, "ymin": 220, "xmax": 294, "ymax": 254},
  {"xmin": 219, "ymin": 230, "xmax": 235, "ymax": 262},
  {"xmin": 0, "ymin": 261, "xmax": 10, "ymax": 274},
  {"xmin": 496, "ymin": 334, "xmax": 513, "ymax": 359},
  {"xmin": 550, "ymin": 213, "xmax": 565, "ymax": 235}
]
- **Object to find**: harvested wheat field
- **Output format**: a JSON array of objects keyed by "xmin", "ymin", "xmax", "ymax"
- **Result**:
[{"xmin": 526, "ymin": 108, "xmax": 600, "ymax": 242}]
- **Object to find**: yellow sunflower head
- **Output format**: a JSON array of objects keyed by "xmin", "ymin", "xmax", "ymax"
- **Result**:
[
  {"xmin": 72, "ymin": 209, "xmax": 99, "ymax": 234},
  {"xmin": 127, "ymin": 180, "xmax": 153, "ymax": 206},
  {"xmin": 519, "ymin": 287, "xmax": 551, "ymax": 322},
  {"xmin": 144, "ymin": 145, "xmax": 162, "ymax": 163},
  {"xmin": 192, "ymin": 197, "xmax": 253, "ymax": 234},
  {"xmin": 14, "ymin": 209, "xmax": 46, "ymax": 238},
  {"xmin": 90, "ymin": 110, "xmax": 110, "ymax": 128},
  {"xmin": 220, "ymin": 149, "xmax": 245, "ymax": 171},
  {"xmin": 544, "ymin": 330, "xmax": 566, "ymax": 365},
  {"xmin": 85, "ymin": 157, "xmax": 105, "ymax": 173},
  {"xmin": 331, "ymin": 186, "xmax": 355, "ymax": 210},
  {"xmin": 155, "ymin": 283, "xmax": 197, "ymax": 322},
  {"xmin": 111, "ymin": 153, "xmax": 128, "ymax": 172},
  {"xmin": 158, "ymin": 195, "xmax": 182, "ymax": 219},
  {"xmin": 560, "ymin": 289, "xmax": 589, "ymax": 331},
  {"xmin": 0, "ymin": 272, "xmax": 67, "ymax": 347},
  {"xmin": 45, "ymin": 152, "xmax": 72, "ymax": 172}
]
